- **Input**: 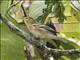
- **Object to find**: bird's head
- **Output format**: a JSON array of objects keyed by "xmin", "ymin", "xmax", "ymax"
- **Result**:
[{"xmin": 23, "ymin": 17, "xmax": 35, "ymax": 24}]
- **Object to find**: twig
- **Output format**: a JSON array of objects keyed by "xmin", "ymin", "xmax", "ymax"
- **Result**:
[
  {"xmin": 0, "ymin": 13, "xmax": 80, "ymax": 59},
  {"xmin": 45, "ymin": 46, "xmax": 80, "ymax": 55}
]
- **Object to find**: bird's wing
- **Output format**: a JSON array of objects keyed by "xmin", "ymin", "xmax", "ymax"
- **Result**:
[{"xmin": 32, "ymin": 24, "xmax": 57, "ymax": 34}]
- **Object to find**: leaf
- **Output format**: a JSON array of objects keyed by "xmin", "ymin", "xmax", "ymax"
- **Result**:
[
  {"xmin": 1, "ymin": 1, "xmax": 25, "ymax": 60},
  {"xmin": 63, "ymin": 8, "xmax": 80, "ymax": 40},
  {"xmin": 1, "ymin": 22, "xmax": 25, "ymax": 60},
  {"xmin": 1, "ymin": 0, "xmax": 9, "ymax": 15},
  {"xmin": 62, "ymin": 1, "xmax": 71, "ymax": 16},
  {"xmin": 29, "ymin": 1, "xmax": 46, "ymax": 19},
  {"xmin": 8, "ymin": 1, "xmax": 24, "ymax": 23}
]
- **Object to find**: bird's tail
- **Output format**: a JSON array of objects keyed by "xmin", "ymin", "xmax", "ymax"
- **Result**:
[{"xmin": 46, "ymin": 22, "xmax": 60, "ymax": 48}]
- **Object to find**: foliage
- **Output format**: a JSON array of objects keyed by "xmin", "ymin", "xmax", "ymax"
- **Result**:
[
  {"xmin": 1, "ymin": 0, "xmax": 80, "ymax": 60},
  {"xmin": 1, "ymin": 1, "xmax": 25, "ymax": 60}
]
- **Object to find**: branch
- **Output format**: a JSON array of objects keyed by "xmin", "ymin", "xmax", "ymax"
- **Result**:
[
  {"xmin": 46, "ymin": 47, "xmax": 80, "ymax": 55},
  {"xmin": 0, "ymin": 13, "xmax": 80, "ymax": 58},
  {"xmin": 24, "ymin": 43, "xmax": 36, "ymax": 60}
]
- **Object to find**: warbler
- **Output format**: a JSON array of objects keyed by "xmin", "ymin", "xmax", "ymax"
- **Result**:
[
  {"xmin": 23, "ymin": 17, "xmax": 58, "ymax": 38},
  {"xmin": 22, "ymin": 2, "xmax": 61, "ymax": 48}
]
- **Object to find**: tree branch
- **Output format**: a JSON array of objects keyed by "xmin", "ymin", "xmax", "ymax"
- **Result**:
[
  {"xmin": 46, "ymin": 47, "xmax": 80, "ymax": 55},
  {"xmin": 0, "ymin": 13, "xmax": 80, "ymax": 59}
]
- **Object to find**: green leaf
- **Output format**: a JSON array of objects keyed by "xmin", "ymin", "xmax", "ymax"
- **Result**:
[
  {"xmin": 1, "ymin": 22, "xmax": 25, "ymax": 60},
  {"xmin": 62, "ymin": 1, "xmax": 71, "ymax": 16},
  {"xmin": 1, "ymin": 1, "xmax": 25, "ymax": 60}
]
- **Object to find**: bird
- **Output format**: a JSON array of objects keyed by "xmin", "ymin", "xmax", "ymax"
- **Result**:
[
  {"xmin": 21, "ymin": 2, "xmax": 57, "ymax": 39},
  {"xmin": 22, "ymin": 2, "xmax": 61, "ymax": 47},
  {"xmin": 23, "ymin": 17, "xmax": 60, "ymax": 46},
  {"xmin": 23, "ymin": 17, "xmax": 58, "ymax": 39}
]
